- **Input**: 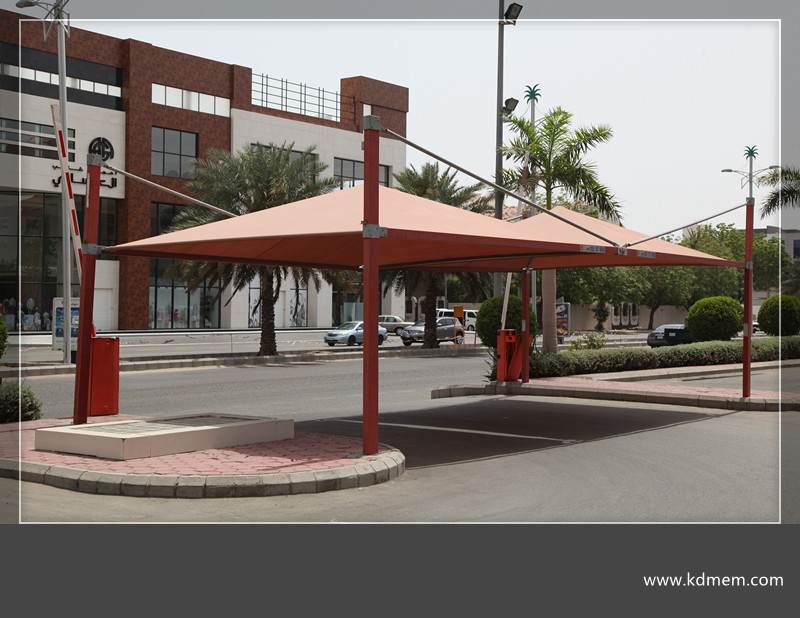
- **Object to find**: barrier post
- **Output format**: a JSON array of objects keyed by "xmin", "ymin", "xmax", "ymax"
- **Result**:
[
  {"xmin": 454, "ymin": 305, "xmax": 464, "ymax": 345},
  {"xmin": 362, "ymin": 115, "xmax": 381, "ymax": 455},
  {"xmin": 73, "ymin": 153, "xmax": 102, "ymax": 424}
]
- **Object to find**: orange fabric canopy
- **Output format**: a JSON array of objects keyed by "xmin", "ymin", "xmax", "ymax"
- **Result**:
[{"xmin": 106, "ymin": 185, "xmax": 742, "ymax": 272}]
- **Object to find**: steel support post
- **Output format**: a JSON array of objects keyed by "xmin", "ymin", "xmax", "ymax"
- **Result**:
[
  {"xmin": 743, "ymin": 196, "xmax": 754, "ymax": 398},
  {"xmin": 362, "ymin": 116, "xmax": 381, "ymax": 455},
  {"xmin": 73, "ymin": 154, "xmax": 102, "ymax": 424},
  {"xmin": 521, "ymin": 272, "xmax": 530, "ymax": 383}
]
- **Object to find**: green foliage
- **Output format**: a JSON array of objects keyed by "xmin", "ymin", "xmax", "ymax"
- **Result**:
[
  {"xmin": 757, "ymin": 294, "xmax": 800, "ymax": 336},
  {"xmin": 570, "ymin": 331, "xmax": 607, "ymax": 350},
  {"xmin": 511, "ymin": 337, "xmax": 797, "ymax": 379},
  {"xmin": 680, "ymin": 223, "xmax": 792, "ymax": 301},
  {"xmin": 166, "ymin": 142, "xmax": 339, "ymax": 356},
  {"xmin": 686, "ymin": 296, "xmax": 744, "ymax": 342},
  {"xmin": 393, "ymin": 161, "xmax": 491, "ymax": 212},
  {"xmin": 634, "ymin": 265, "xmax": 695, "ymax": 329},
  {"xmin": 0, "ymin": 380, "xmax": 43, "ymax": 423},
  {"xmin": 386, "ymin": 162, "xmax": 494, "ymax": 346},
  {"xmin": 758, "ymin": 166, "xmax": 800, "ymax": 217},
  {"xmin": 500, "ymin": 106, "xmax": 621, "ymax": 219},
  {"xmin": 475, "ymin": 295, "xmax": 536, "ymax": 349},
  {"xmin": 0, "ymin": 313, "xmax": 7, "ymax": 360}
]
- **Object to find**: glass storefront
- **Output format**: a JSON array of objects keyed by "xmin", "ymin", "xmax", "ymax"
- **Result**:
[
  {"xmin": 2, "ymin": 190, "xmax": 116, "ymax": 331},
  {"xmin": 148, "ymin": 202, "xmax": 220, "ymax": 329}
]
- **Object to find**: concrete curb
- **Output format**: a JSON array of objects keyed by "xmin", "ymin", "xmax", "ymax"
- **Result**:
[
  {"xmin": 431, "ymin": 380, "xmax": 799, "ymax": 412},
  {"xmin": 1, "ymin": 345, "xmax": 490, "ymax": 378},
  {"xmin": 0, "ymin": 447, "xmax": 405, "ymax": 498}
]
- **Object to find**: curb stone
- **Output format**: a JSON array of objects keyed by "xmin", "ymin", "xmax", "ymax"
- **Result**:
[{"xmin": 1, "ymin": 448, "xmax": 405, "ymax": 498}]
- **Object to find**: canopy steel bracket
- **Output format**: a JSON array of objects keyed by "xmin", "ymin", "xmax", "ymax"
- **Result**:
[{"xmin": 362, "ymin": 223, "xmax": 388, "ymax": 238}]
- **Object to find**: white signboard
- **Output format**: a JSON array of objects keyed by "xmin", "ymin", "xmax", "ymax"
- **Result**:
[{"xmin": 53, "ymin": 297, "xmax": 80, "ymax": 352}]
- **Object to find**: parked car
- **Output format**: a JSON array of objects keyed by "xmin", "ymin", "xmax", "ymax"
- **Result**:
[
  {"xmin": 400, "ymin": 316, "xmax": 464, "ymax": 346},
  {"xmin": 647, "ymin": 323, "xmax": 693, "ymax": 347},
  {"xmin": 378, "ymin": 314, "xmax": 414, "ymax": 336},
  {"xmin": 324, "ymin": 321, "xmax": 387, "ymax": 346},
  {"xmin": 436, "ymin": 308, "xmax": 478, "ymax": 331}
]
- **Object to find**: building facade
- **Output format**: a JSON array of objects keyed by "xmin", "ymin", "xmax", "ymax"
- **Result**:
[{"xmin": 1, "ymin": 9, "xmax": 408, "ymax": 332}]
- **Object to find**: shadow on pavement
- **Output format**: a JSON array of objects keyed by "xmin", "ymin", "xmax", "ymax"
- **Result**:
[{"xmin": 297, "ymin": 397, "xmax": 718, "ymax": 469}]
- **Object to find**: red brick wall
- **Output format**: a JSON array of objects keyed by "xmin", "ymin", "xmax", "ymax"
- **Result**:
[
  {"xmin": 117, "ymin": 39, "xmax": 234, "ymax": 329},
  {"xmin": 4, "ymin": 10, "xmax": 410, "ymax": 330},
  {"xmin": 341, "ymin": 76, "xmax": 409, "ymax": 137}
]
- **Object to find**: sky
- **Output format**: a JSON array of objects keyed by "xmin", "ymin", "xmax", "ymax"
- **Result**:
[{"xmin": 56, "ymin": 17, "xmax": 780, "ymax": 237}]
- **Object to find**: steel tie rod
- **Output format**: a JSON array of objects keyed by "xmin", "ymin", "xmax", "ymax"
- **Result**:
[
  {"xmin": 380, "ymin": 127, "xmax": 621, "ymax": 248},
  {"xmin": 103, "ymin": 163, "xmax": 237, "ymax": 218},
  {"xmin": 621, "ymin": 203, "xmax": 747, "ymax": 249}
]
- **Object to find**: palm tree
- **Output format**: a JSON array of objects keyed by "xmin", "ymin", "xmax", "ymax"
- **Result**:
[
  {"xmin": 501, "ymin": 106, "xmax": 621, "ymax": 353},
  {"xmin": 163, "ymin": 142, "xmax": 339, "ymax": 356},
  {"xmin": 388, "ymin": 162, "xmax": 492, "ymax": 347},
  {"xmin": 758, "ymin": 166, "xmax": 800, "ymax": 217}
]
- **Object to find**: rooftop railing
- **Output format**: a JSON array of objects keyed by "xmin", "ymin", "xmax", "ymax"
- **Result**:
[{"xmin": 251, "ymin": 74, "xmax": 355, "ymax": 124}]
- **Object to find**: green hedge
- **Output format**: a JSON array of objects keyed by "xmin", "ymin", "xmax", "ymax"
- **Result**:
[
  {"xmin": 687, "ymin": 296, "xmax": 743, "ymax": 342},
  {"xmin": 485, "ymin": 337, "xmax": 799, "ymax": 380},
  {"xmin": 0, "ymin": 313, "xmax": 7, "ymax": 360},
  {"xmin": 758, "ymin": 294, "xmax": 800, "ymax": 337},
  {"xmin": 475, "ymin": 295, "xmax": 536, "ymax": 349},
  {"xmin": 0, "ymin": 380, "xmax": 43, "ymax": 424}
]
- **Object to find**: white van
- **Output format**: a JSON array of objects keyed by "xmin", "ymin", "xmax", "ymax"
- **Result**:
[{"xmin": 436, "ymin": 308, "xmax": 477, "ymax": 331}]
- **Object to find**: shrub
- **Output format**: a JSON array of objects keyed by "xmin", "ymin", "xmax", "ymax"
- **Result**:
[
  {"xmin": 686, "ymin": 296, "xmax": 743, "ymax": 342},
  {"xmin": 570, "ymin": 331, "xmax": 607, "ymax": 350},
  {"xmin": 0, "ymin": 380, "xmax": 43, "ymax": 423},
  {"xmin": 757, "ymin": 294, "xmax": 800, "ymax": 337},
  {"xmin": 0, "ymin": 313, "xmax": 7, "ymax": 360},
  {"xmin": 475, "ymin": 295, "xmax": 536, "ymax": 349},
  {"xmin": 493, "ymin": 336, "xmax": 799, "ymax": 380}
]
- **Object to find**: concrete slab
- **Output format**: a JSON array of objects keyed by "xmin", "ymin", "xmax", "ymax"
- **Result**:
[{"xmin": 33, "ymin": 414, "xmax": 295, "ymax": 460}]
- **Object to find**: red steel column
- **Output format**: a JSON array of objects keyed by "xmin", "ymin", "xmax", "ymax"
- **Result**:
[
  {"xmin": 362, "ymin": 116, "xmax": 381, "ymax": 455},
  {"xmin": 73, "ymin": 154, "xmax": 103, "ymax": 424},
  {"xmin": 521, "ymin": 271, "xmax": 530, "ymax": 383},
  {"xmin": 743, "ymin": 196, "xmax": 754, "ymax": 398}
]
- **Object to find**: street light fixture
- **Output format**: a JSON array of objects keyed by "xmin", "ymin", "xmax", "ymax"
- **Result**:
[
  {"xmin": 504, "ymin": 3, "xmax": 523, "ymax": 24},
  {"xmin": 17, "ymin": 0, "xmax": 72, "ymax": 364},
  {"xmin": 494, "ymin": 1, "xmax": 523, "ymax": 295},
  {"xmin": 501, "ymin": 97, "xmax": 519, "ymax": 115},
  {"xmin": 721, "ymin": 146, "xmax": 779, "ymax": 398}
]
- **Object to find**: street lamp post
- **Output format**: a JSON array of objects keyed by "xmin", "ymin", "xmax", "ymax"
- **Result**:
[
  {"xmin": 17, "ymin": 0, "xmax": 72, "ymax": 364},
  {"xmin": 722, "ymin": 146, "xmax": 779, "ymax": 397},
  {"xmin": 494, "ymin": 1, "xmax": 522, "ymax": 296}
]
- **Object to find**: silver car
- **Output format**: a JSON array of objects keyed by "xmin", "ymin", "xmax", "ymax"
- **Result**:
[
  {"xmin": 400, "ymin": 316, "xmax": 464, "ymax": 346},
  {"xmin": 378, "ymin": 314, "xmax": 414, "ymax": 336},
  {"xmin": 324, "ymin": 321, "xmax": 387, "ymax": 346}
]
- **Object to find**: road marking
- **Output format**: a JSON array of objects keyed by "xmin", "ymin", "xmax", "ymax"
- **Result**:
[{"xmin": 335, "ymin": 419, "xmax": 575, "ymax": 443}]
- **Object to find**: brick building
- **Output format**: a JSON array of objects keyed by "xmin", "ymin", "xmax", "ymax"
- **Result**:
[{"xmin": 1, "ymin": 9, "xmax": 408, "ymax": 332}]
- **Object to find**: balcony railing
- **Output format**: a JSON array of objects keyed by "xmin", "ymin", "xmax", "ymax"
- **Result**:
[{"xmin": 251, "ymin": 74, "xmax": 355, "ymax": 124}]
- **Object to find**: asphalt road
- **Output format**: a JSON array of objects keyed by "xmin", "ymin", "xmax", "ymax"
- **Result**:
[{"xmin": 5, "ymin": 355, "xmax": 785, "ymax": 523}]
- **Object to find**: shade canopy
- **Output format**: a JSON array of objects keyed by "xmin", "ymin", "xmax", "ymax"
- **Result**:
[{"xmin": 107, "ymin": 185, "xmax": 741, "ymax": 272}]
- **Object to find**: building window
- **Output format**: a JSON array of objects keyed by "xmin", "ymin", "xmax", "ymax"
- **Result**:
[
  {"xmin": 1, "ymin": 63, "xmax": 122, "ymax": 97},
  {"xmin": 794, "ymin": 239, "xmax": 800, "ymax": 260},
  {"xmin": 1, "ymin": 191, "xmax": 117, "ymax": 332},
  {"xmin": 0, "ymin": 117, "xmax": 75, "ymax": 162},
  {"xmin": 151, "ymin": 127, "xmax": 197, "ymax": 179},
  {"xmin": 247, "ymin": 272, "xmax": 308, "ymax": 328},
  {"xmin": 149, "ymin": 202, "xmax": 220, "ymax": 329},
  {"xmin": 333, "ymin": 157, "xmax": 389, "ymax": 189},
  {"xmin": 151, "ymin": 83, "xmax": 230, "ymax": 117}
]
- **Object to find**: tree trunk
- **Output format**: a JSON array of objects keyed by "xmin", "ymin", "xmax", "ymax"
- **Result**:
[
  {"xmin": 647, "ymin": 305, "xmax": 660, "ymax": 331},
  {"xmin": 542, "ymin": 268, "xmax": 559, "ymax": 353},
  {"xmin": 422, "ymin": 277, "xmax": 440, "ymax": 349},
  {"xmin": 259, "ymin": 266, "xmax": 278, "ymax": 356}
]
